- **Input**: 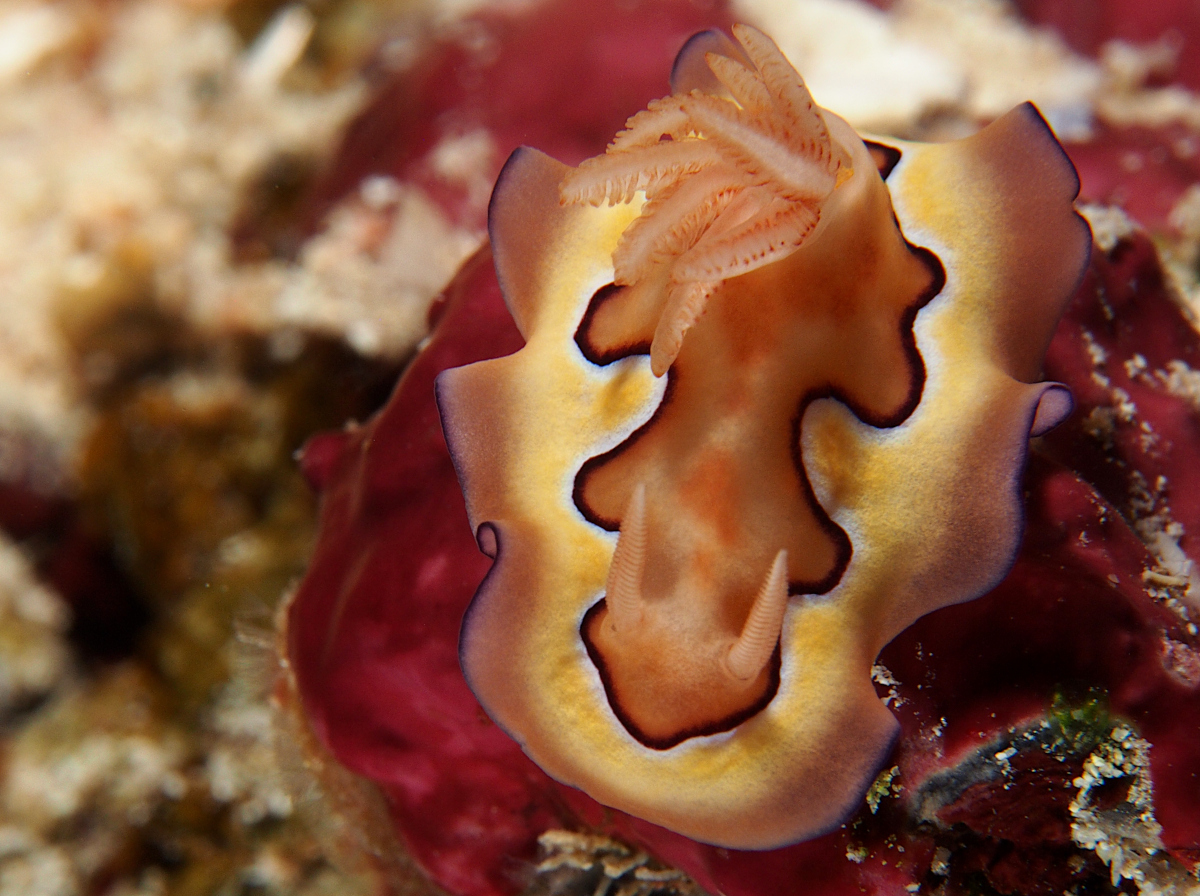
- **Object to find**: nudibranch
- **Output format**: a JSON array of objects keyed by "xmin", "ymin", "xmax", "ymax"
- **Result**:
[{"xmin": 435, "ymin": 25, "xmax": 1090, "ymax": 849}]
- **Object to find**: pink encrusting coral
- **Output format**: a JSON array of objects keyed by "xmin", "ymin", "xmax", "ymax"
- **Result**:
[
  {"xmin": 1040, "ymin": 229, "xmax": 1200, "ymax": 850},
  {"xmin": 284, "ymin": 11, "xmax": 1200, "ymax": 896}
]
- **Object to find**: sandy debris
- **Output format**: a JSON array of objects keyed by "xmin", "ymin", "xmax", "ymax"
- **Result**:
[
  {"xmin": 1070, "ymin": 726, "xmax": 1200, "ymax": 896},
  {"xmin": 0, "ymin": 0, "xmax": 479, "ymax": 491},
  {"xmin": 735, "ymin": 0, "xmax": 1099, "ymax": 138},
  {"xmin": 0, "ymin": 536, "xmax": 72, "ymax": 719}
]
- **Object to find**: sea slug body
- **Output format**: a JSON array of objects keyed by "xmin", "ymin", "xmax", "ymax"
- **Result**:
[{"xmin": 435, "ymin": 24, "xmax": 1090, "ymax": 849}]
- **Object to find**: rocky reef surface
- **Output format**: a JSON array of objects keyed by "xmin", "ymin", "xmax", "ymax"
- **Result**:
[{"xmin": 2, "ymin": 1, "xmax": 1200, "ymax": 896}]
